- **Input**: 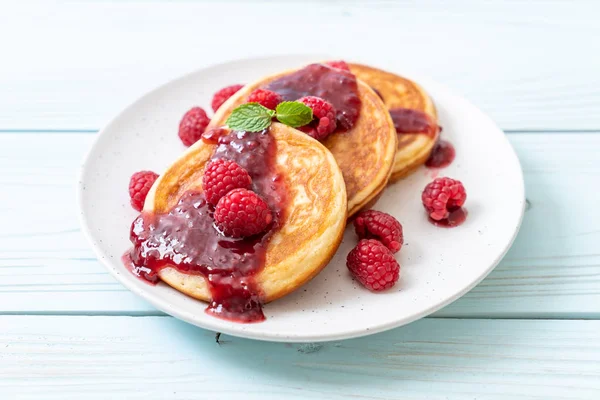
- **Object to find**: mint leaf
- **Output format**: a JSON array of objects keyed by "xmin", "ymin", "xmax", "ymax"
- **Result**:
[
  {"xmin": 225, "ymin": 101, "xmax": 313, "ymax": 132},
  {"xmin": 275, "ymin": 101, "xmax": 313, "ymax": 128},
  {"xmin": 226, "ymin": 103, "xmax": 276, "ymax": 132}
]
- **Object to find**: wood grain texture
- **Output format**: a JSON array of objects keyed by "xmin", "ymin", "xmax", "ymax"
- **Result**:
[
  {"xmin": 1, "ymin": 1, "xmax": 598, "ymax": 395},
  {"xmin": 0, "ymin": 1, "xmax": 599, "ymax": 130},
  {"xmin": 0, "ymin": 132, "xmax": 598, "ymax": 317},
  {"xmin": 0, "ymin": 316, "xmax": 599, "ymax": 399},
  {"xmin": 438, "ymin": 132, "xmax": 600, "ymax": 317}
]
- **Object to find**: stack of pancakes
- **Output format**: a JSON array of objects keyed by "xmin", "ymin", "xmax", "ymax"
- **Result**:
[
  {"xmin": 147, "ymin": 62, "xmax": 438, "ymax": 306},
  {"xmin": 349, "ymin": 64, "xmax": 438, "ymax": 182},
  {"xmin": 209, "ymin": 63, "xmax": 439, "ymax": 215}
]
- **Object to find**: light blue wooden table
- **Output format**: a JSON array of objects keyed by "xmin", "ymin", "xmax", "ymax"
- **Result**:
[{"xmin": 1, "ymin": 1, "xmax": 599, "ymax": 399}]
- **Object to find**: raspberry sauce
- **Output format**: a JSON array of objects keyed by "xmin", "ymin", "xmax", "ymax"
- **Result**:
[
  {"xmin": 201, "ymin": 127, "xmax": 229, "ymax": 144},
  {"xmin": 372, "ymin": 87, "xmax": 384, "ymax": 101},
  {"xmin": 425, "ymin": 139, "xmax": 455, "ymax": 169},
  {"xmin": 125, "ymin": 129, "xmax": 286, "ymax": 323},
  {"xmin": 429, "ymin": 207, "xmax": 467, "ymax": 228},
  {"xmin": 389, "ymin": 108, "xmax": 438, "ymax": 138},
  {"xmin": 265, "ymin": 63, "xmax": 361, "ymax": 132}
]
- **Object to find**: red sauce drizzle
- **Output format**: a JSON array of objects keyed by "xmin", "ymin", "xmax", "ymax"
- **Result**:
[
  {"xmin": 389, "ymin": 108, "xmax": 438, "ymax": 138},
  {"xmin": 390, "ymin": 108, "xmax": 456, "ymax": 169},
  {"xmin": 125, "ymin": 129, "xmax": 286, "ymax": 323},
  {"xmin": 372, "ymin": 87, "xmax": 384, "ymax": 101},
  {"xmin": 265, "ymin": 63, "xmax": 361, "ymax": 132},
  {"xmin": 425, "ymin": 139, "xmax": 456, "ymax": 169},
  {"xmin": 429, "ymin": 207, "xmax": 467, "ymax": 228},
  {"xmin": 201, "ymin": 127, "xmax": 229, "ymax": 144}
]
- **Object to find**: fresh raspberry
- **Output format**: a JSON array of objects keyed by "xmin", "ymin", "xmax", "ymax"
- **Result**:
[
  {"xmin": 422, "ymin": 177, "xmax": 467, "ymax": 221},
  {"xmin": 326, "ymin": 60, "xmax": 351, "ymax": 72},
  {"xmin": 129, "ymin": 171, "xmax": 159, "ymax": 211},
  {"xmin": 247, "ymin": 89, "xmax": 282, "ymax": 110},
  {"xmin": 354, "ymin": 210, "xmax": 403, "ymax": 253},
  {"xmin": 211, "ymin": 84, "xmax": 244, "ymax": 112},
  {"xmin": 347, "ymin": 239, "xmax": 400, "ymax": 291},
  {"xmin": 298, "ymin": 96, "xmax": 337, "ymax": 140},
  {"xmin": 202, "ymin": 159, "xmax": 252, "ymax": 205},
  {"xmin": 214, "ymin": 188, "xmax": 273, "ymax": 238},
  {"xmin": 178, "ymin": 107, "xmax": 210, "ymax": 147}
]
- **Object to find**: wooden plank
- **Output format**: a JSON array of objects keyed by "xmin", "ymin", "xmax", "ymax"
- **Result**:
[
  {"xmin": 0, "ymin": 316, "xmax": 598, "ymax": 399},
  {"xmin": 0, "ymin": 1, "xmax": 599, "ymax": 130},
  {"xmin": 438, "ymin": 132, "xmax": 600, "ymax": 317},
  {"xmin": 0, "ymin": 132, "xmax": 598, "ymax": 317}
]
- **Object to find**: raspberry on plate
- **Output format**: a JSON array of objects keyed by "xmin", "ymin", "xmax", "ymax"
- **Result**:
[
  {"xmin": 214, "ymin": 188, "xmax": 273, "ymax": 238},
  {"xmin": 326, "ymin": 60, "xmax": 351, "ymax": 72},
  {"xmin": 421, "ymin": 177, "xmax": 467, "ymax": 221},
  {"xmin": 178, "ymin": 107, "xmax": 210, "ymax": 147},
  {"xmin": 298, "ymin": 96, "xmax": 337, "ymax": 141},
  {"xmin": 212, "ymin": 84, "xmax": 244, "ymax": 113},
  {"xmin": 202, "ymin": 159, "xmax": 252, "ymax": 206},
  {"xmin": 347, "ymin": 239, "xmax": 400, "ymax": 292},
  {"xmin": 354, "ymin": 210, "xmax": 403, "ymax": 253},
  {"xmin": 129, "ymin": 170, "xmax": 159, "ymax": 211},
  {"xmin": 247, "ymin": 89, "xmax": 282, "ymax": 110}
]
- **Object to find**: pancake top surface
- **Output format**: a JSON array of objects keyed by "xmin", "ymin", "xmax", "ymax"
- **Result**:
[
  {"xmin": 128, "ymin": 123, "xmax": 347, "ymax": 322},
  {"xmin": 209, "ymin": 63, "xmax": 396, "ymax": 216},
  {"xmin": 348, "ymin": 63, "xmax": 436, "ymax": 117},
  {"xmin": 348, "ymin": 63, "xmax": 440, "ymax": 179}
]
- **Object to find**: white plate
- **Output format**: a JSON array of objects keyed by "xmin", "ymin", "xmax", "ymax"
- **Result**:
[{"xmin": 77, "ymin": 55, "xmax": 524, "ymax": 342}]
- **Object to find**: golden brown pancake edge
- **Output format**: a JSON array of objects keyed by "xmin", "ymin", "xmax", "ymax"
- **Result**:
[
  {"xmin": 143, "ymin": 122, "xmax": 348, "ymax": 303},
  {"xmin": 349, "ymin": 63, "xmax": 439, "ymax": 182}
]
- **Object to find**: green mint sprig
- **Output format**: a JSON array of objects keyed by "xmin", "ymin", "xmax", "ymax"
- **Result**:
[
  {"xmin": 226, "ymin": 101, "xmax": 313, "ymax": 132},
  {"xmin": 275, "ymin": 101, "xmax": 313, "ymax": 128},
  {"xmin": 225, "ymin": 103, "xmax": 275, "ymax": 132}
]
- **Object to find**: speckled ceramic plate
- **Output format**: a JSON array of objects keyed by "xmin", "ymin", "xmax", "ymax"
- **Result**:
[{"xmin": 77, "ymin": 55, "xmax": 525, "ymax": 342}]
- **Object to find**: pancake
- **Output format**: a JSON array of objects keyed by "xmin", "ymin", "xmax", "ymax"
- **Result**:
[
  {"xmin": 348, "ymin": 63, "xmax": 439, "ymax": 181},
  {"xmin": 143, "ymin": 122, "xmax": 347, "ymax": 304},
  {"xmin": 208, "ymin": 64, "xmax": 396, "ymax": 217}
]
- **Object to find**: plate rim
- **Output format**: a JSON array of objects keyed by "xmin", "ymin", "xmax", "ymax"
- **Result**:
[{"xmin": 77, "ymin": 54, "xmax": 525, "ymax": 342}]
